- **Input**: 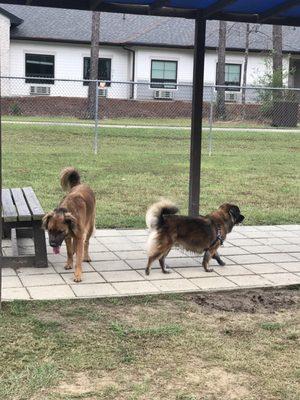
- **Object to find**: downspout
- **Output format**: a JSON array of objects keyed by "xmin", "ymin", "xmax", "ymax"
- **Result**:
[{"xmin": 123, "ymin": 46, "xmax": 135, "ymax": 99}]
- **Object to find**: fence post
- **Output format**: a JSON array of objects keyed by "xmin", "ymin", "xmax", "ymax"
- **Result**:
[
  {"xmin": 94, "ymin": 80, "xmax": 99, "ymax": 154},
  {"xmin": 208, "ymin": 85, "xmax": 214, "ymax": 156}
]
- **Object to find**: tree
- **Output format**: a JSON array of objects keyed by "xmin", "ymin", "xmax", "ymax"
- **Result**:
[
  {"xmin": 215, "ymin": 21, "xmax": 227, "ymax": 120},
  {"xmin": 88, "ymin": 11, "xmax": 100, "ymax": 119},
  {"xmin": 272, "ymin": 24, "xmax": 283, "ymax": 88}
]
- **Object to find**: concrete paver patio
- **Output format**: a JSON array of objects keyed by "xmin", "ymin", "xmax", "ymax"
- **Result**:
[{"xmin": 1, "ymin": 225, "xmax": 300, "ymax": 301}]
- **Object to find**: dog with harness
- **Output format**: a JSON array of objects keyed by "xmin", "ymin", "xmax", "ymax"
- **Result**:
[{"xmin": 145, "ymin": 199, "xmax": 244, "ymax": 275}]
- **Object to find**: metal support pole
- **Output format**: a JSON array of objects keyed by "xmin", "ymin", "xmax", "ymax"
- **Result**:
[
  {"xmin": 0, "ymin": 75, "xmax": 2, "ymax": 307},
  {"xmin": 188, "ymin": 17, "xmax": 206, "ymax": 216},
  {"xmin": 208, "ymin": 85, "xmax": 214, "ymax": 156},
  {"xmin": 94, "ymin": 80, "xmax": 99, "ymax": 154}
]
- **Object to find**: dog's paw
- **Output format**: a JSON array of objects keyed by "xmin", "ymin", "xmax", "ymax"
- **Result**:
[
  {"xmin": 83, "ymin": 256, "xmax": 92, "ymax": 262},
  {"xmin": 219, "ymin": 261, "xmax": 226, "ymax": 266},
  {"xmin": 145, "ymin": 268, "xmax": 150, "ymax": 276},
  {"xmin": 162, "ymin": 268, "xmax": 172, "ymax": 274},
  {"xmin": 206, "ymin": 268, "xmax": 214, "ymax": 273},
  {"xmin": 64, "ymin": 264, "xmax": 73, "ymax": 270},
  {"xmin": 74, "ymin": 275, "xmax": 82, "ymax": 283}
]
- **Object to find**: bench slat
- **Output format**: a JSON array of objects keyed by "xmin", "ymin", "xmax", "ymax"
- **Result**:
[
  {"xmin": 22, "ymin": 187, "xmax": 45, "ymax": 220},
  {"xmin": 11, "ymin": 188, "xmax": 32, "ymax": 221},
  {"xmin": 1, "ymin": 189, "xmax": 18, "ymax": 222}
]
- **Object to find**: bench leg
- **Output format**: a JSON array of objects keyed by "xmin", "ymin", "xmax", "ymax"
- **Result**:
[{"xmin": 32, "ymin": 221, "xmax": 48, "ymax": 268}]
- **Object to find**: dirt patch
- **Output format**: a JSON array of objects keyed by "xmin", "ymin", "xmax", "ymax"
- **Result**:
[{"xmin": 190, "ymin": 287, "xmax": 300, "ymax": 313}]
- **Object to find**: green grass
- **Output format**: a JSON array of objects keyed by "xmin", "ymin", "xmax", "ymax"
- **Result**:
[
  {"xmin": 0, "ymin": 293, "xmax": 299, "ymax": 400},
  {"xmin": 4, "ymin": 114, "xmax": 300, "ymax": 129},
  {"xmin": 2, "ymin": 122, "xmax": 300, "ymax": 227}
]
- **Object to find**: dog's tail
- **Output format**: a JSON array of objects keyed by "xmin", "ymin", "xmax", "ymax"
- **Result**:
[
  {"xmin": 60, "ymin": 167, "xmax": 81, "ymax": 191},
  {"xmin": 146, "ymin": 199, "xmax": 179, "ymax": 230}
]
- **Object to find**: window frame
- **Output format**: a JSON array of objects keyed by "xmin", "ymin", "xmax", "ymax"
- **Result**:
[
  {"xmin": 150, "ymin": 59, "xmax": 178, "ymax": 89},
  {"xmin": 25, "ymin": 53, "xmax": 55, "ymax": 84},
  {"xmin": 215, "ymin": 62, "xmax": 242, "ymax": 91},
  {"xmin": 83, "ymin": 57, "xmax": 112, "ymax": 86}
]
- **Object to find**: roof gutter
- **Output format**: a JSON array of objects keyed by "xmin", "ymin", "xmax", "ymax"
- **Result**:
[{"xmin": 123, "ymin": 45, "xmax": 135, "ymax": 99}]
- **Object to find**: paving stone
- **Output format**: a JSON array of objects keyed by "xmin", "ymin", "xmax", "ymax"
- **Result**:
[
  {"xmin": 91, "ymin": 260, "xmax": 132, "ymax": 272},
  {"xmin": 20, "ymin": 274, "xmax": 65, "ymax": 287},
  {"xmin": 260, "ymin": 253, "xmax": 299, "ymax": 263},
  {"xmin": 104, "ymin": 242, "xmax": 143, "ymax": 251},
  {"xmin": 117, "ymin": 229, "xmax": 147, "ymax": 236},
  {"xmin": 209, "ymin": 256, "xmax": 236, "ymax": 266},
  {"xmin": 112, "ymin": 281, "xmax": 159, "ymax": 295},
  {"xmin": 242, "ymin": 231, "xmax": 275, "ymax": 239},
  {"xmin": 165, "ymin": 257, "xmax": 201, "ymax": 268},
  {"xmin": 28, "ymin": 285, "xmax": 75, "ymax": 300},
  {"xmin": 277, "ymin": 225, "xmax": 300, "ymax": 231},
  {"xmin": 243, "ymin": 263, "xmax": 287, "ymax": 274},
  {"xmin": 271, "ymin": 231, "xmax": 299, "ymax": 238},
  {"xmin": 62, "ymin": 272, "xmax": 105, "ymax": 284},
  {"xmin": 2, "ymin": 276, "xmax": 23, "ymax": 288},
  {"xmin": 52, "ymin": 262, "xmax": 94, "ymax": 274},
  {"xmin": 94, "ymin": 229, "xmax": 122, "ymax": 237},
  {"xmin": 89, "ymin": 252, "xmax": 120, "ymax": 261},
  {"xmin": 227, "ymin": 275, "xmax": 272, "ymax": 287},
  {"xmin": 255, "ymin": 225, "xmax": 283, "ymax": 231},
  {"xmin": 191, "ymin": 276, "xmax": 236, "ymax": 290},
  {"xmin": 125, "ymin": 259, "xmax": 160, "ymax": 270},
  {"xmin": 228, "ymin": 254, "xmax": 267, "ymax": 264},
  {"xmin": 16, "ymin": 266, "xmax": 56, "ymax": 275},
  {"xmin": 152, "ymin": 278, "xmax": 198, "ymax": 292},
  {"xmin": 140, "ymin": 269, "xmax": 182, "ymax": 280},
  {"xmin": 226, "ymin": 232, "xmax": 246, "ymax": 239},
  {"xmin": 115, "ymin": 250, "xmax": 147, "ymax": 260},
  {"xmin": 228, "ymin": 238, "xmax": 261, "ymax": 246},
  {"xmin": 2, "ymin": 287, "xmax": 30, "ymax": 300},
  {"xmin": 291, "ymin": 253, "xmax": 300, "ymax": 260},
  {"xmin": 87, "ymin": 243, "xmax": 109, "ymax": 252},
  {"xmin": 261, "ymin": 273, "xmax": 300, "ymax": 286},
  {"xmin": 240, "ymin": 245, "xmax": 277, "ymax": 254},
  {"xmin": 215, "ymin": 265, "xmax": 254, "ymax": 276},
  {"xmin": 47, "ymin": 253, "xmax": 68, "ymax": 263},
  {"xmin": 98, "ymin": 237, "xmax": 133, "ymax": 244},
  {"xmin": 285, "ymin": 237, "xmax": 300, "ymax": 244},
  {"xmin": 128, "ymin": 236, "xmax": 147, "ymax": 243},
  {"xmin": 270, "ymin": 244, "xmax": 300, "ymax": 253},
  {"xmin": 1, "ymin": 268, "xmax": 17, "ymax": 276},
  {"xmin": 275, "ymin": 262, "xmax": 300, "ymax": 272},
  {"xmin": 71, "ymin": 283, "xmax": 118, "ymax": 297},
  {"xmin": 101, "ymin": 270, "xmax": 144, "ymax": 282},
  {"xmin": 217, "ymin": 247, "xmax": 249, "ymax": 256},
  {"xmin": 256, "ymin": 238, "xmax": 289, "ymax": 246},
  {"xmin": 175, "ymin": 267, "xmax": 218, "ymax": 278}
]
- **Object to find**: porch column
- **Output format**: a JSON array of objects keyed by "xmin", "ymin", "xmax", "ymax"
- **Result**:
[{"xmin": 188, "ymin": 17, "xmax": 206, "ymax": 216}]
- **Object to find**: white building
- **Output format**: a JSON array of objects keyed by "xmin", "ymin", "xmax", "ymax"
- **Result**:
[{"xmin": 0, "ymin": 3, "xmax": 299, "ymax": 100}]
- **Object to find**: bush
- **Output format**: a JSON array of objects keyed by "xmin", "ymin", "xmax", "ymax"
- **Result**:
[{"xmin": 10, "ymin": 103, "xmax": 22, "ymax": 116}]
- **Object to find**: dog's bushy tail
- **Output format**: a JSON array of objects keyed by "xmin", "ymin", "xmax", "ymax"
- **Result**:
[
  {"xmin": 60, "ymin": 167, "xmax": 81, "ymax": 191},
  {"xmin": 146, "ymin": 199, "xmax": 179, "ymax": 230}
]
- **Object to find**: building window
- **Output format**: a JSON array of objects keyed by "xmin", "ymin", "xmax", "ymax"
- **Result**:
[
  {"xmin": 25, "ymin": 54, "xmax": 55, "ymax": 84},
  {"xmin": 216, "ymin": 63, "xmax": 241, "ymax": 90},
  {"xmin": 83, "ymin": 57, "xmax": 111, "ymax": 86},
  {"xmin": 150, "ymin": 60, "xmax": 177, "ymax": 89}
]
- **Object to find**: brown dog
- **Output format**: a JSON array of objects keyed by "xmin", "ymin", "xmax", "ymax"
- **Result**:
[
  {"xmin": 145, "ymin": 199, "xmax": 244, "ymax": 275},
  {"xmin": 43, "ymin": 167, "xmax": 96, "ymax": 282}
]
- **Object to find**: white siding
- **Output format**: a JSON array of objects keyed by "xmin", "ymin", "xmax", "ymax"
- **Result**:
[
  {"xmin": 9, "ymin": 40, "xmax": 130, "ymax": 98},
  {"xmin": 0, "ymin": 14, "xmax": 11, "ymax": 95}
]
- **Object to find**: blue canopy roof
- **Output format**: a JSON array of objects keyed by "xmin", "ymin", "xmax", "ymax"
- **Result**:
[{"xmin": 0, "ymin": 0, "xmax": 299, "ymax": 26}]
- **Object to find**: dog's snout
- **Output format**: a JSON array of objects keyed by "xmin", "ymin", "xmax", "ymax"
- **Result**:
[{"xmin": 50, "ymin": 240, "xmax": 57, "ymax": 247}]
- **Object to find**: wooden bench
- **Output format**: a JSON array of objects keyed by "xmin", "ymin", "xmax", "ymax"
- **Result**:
[{"xmin": 1, "ymin": 187, "xmax": 48, "ymax": 268}]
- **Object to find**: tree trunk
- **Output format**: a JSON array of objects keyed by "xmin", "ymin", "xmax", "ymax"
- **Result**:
[
  {"xmin": 242, "ymin": 23, "xmax": 250, "ymax": 119},
  {"xmin": 88, "ymin": 11, "xmax": 100, "ymax": 119},
  {"xmin": 216, "ymin": 21, "xmax": 226, "ymax": 120},
  {"xmin": 272, "ymin": 24, "xmax": 283, "ymax": 125}
]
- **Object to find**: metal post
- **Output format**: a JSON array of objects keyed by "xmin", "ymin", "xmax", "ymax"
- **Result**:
[
  {"xmin": 208, "ymin": 85, "xmax": 214, "ymax": 156},
  {"xmin": 94, "ymin": 80, "xmax": 99, "ymax": 154},
  {"xmin": 0, "ymin": 74, "xmax": 2, "ymax": 307},
  {"xmin": 188, "ymin": 17, "xmax": 206, "ymax": 216}
]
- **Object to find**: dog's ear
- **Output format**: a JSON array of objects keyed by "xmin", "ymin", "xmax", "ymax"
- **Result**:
[
  {"xmin": 42, "ymin": 211, "xmax": 54, "ymax": 230},
  {"xmin": 64, "ymin": 212, "xmax": 78, "ymax": 235}
]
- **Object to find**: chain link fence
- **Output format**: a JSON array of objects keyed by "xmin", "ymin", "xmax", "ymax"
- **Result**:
[{"xmin": 1, "ymin": 76, "xmax": 299, "ymax": 226}]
